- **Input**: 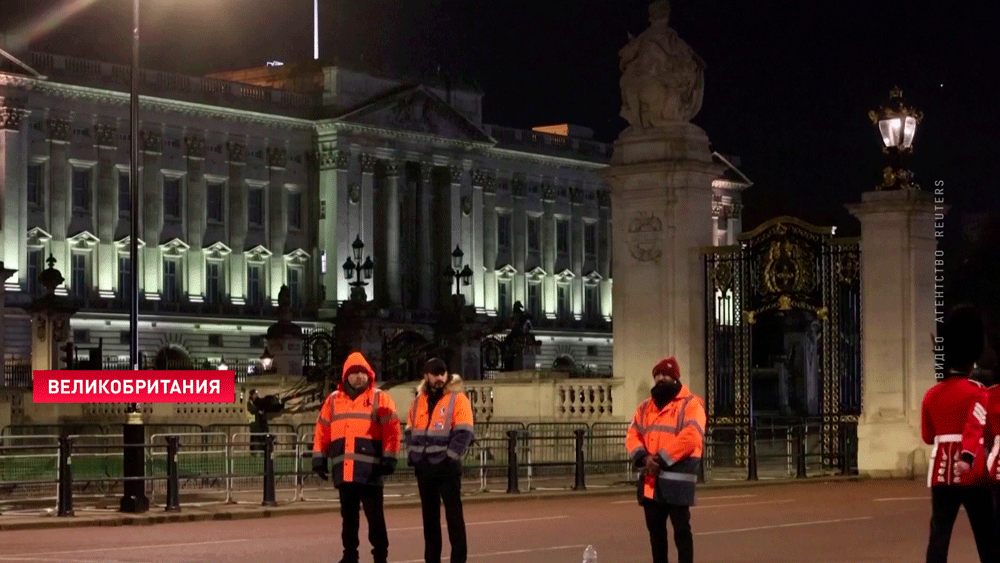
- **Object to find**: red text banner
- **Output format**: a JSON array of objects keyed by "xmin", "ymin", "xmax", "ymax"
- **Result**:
[{"xmin": 32, "ymin": 370, "xmax": 236, "ymax": 403}]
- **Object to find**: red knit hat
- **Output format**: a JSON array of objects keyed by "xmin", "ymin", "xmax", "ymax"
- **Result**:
[{"xmin": 652, "ymin": 357, "xmax": 681, "ymax": 380}]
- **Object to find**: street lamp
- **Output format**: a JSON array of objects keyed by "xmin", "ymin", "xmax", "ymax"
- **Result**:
[
  {"xmin": 260, "ymin": 348, "xmax": 274, "ymax": 373},
  {"xmin": 343, "ymin": 235, "xmax": 374, "ymax": 301},
  {"xmin": 444, "ymin": 245, "xmax": 474, "ymax": 296},
  {"xmin": 869, "ymin": 87, "xmax": 923, "ymax": 190}
]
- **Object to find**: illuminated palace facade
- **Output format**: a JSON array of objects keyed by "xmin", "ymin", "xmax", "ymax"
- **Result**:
[{"xmin": 0, "ymin": 50, "xmax": 749, "ymax": 377}]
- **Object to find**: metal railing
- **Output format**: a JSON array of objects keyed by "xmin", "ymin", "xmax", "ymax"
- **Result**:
[{"xmin": 0, "ymin": 420, "xmax": 858, "ymax": 516}]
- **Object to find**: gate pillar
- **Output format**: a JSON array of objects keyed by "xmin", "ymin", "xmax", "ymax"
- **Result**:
[
  {"xmin": 847, "ymin": 188, "xmax": 939, "ymax": 478},
  {"xmin": 602, "ymin": 121, "xmax": 722, "ymax": 418}
]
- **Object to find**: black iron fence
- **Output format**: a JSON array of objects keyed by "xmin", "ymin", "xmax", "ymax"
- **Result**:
[{"xmin": 0, "ymin": 419, "xmax": 858, "ymax": 516}]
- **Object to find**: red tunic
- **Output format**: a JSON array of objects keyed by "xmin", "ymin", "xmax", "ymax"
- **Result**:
[
  {"xmin": 986, "ymin": 384, "xmax": 1000, "ymax": 482},
  {"xmin": 921, "ymin": 375, "xmax": 989, "ymax": 487}
]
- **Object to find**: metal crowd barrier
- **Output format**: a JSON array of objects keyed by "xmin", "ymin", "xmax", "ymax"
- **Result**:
[{"xmin": 0, "ymin": 420, "xmax": 858, "ymax": 515}]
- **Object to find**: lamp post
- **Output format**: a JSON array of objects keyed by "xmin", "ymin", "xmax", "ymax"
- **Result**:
[
  {"xmin": 869, "ymin": 87, "xmax": 923, "ymax": 190},
  {"xmin": 342, "ymin": 235, "xmax": 374, "ymax": 302},
  {"xmin": 444, "ymin": 245, "xmax": 474, "ymax": 297},
  {"xmin": 260, "ymin": 348, "xmax": 274, "ymax": 373},
  {"xmin": 119, "ymin": 0, "xmax": 148, "ymax": 515}
]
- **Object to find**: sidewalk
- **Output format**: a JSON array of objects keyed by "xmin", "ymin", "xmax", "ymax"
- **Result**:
[{"xmin": 0, "ymin": 475, "xmax": 868, "ymax": 531}]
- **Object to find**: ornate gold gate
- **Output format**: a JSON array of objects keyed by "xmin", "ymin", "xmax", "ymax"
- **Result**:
[{"xmin": 704, "ymin": 217, "xmax": 862, "ymax": 472}]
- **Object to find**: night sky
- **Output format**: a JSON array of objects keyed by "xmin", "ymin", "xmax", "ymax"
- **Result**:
[{"xmin": 4, "ymin": 0, "xmax": 998, "ymax": 236}]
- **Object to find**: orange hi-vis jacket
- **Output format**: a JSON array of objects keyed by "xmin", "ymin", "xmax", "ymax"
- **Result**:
[
  {"xmin": 405, "ymin": 375, "xmax": 474, "ymax": 466},
  {"xmin": 626, "ymin": 385, "xmax": 706, "ymax": 506},
  {"xmin": 986, "ymin": 384, "xmax": 1000, "ymax": 482},
  {"xmin": 312, "ymin": 353, "xmax": 401, "ymax": 487}
]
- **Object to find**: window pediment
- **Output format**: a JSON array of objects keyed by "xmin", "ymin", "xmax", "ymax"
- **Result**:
[
  {"xmin": 555, "ymin": 268, "xmax": 575, "ymax": 283},
  {"xmin": 26, "ymin": 227, "xmax": 53, "ymax": 248},
  {"xmin": 526, "ymin": 266, "xmax": 546, "ymax": 283},
  {"xmin": 159, "ymin": 238, "xmax": 191, "ymax": 257},
  {"xmin": 68, "ymin": 230, "xmax": 100, "ymax": 250},
  {"xmin": 244, "ymin": 245, "xmax": 273, "ymax": 264},
  {"xmin": 583, "ymin": 270, "xmax": 603, "ymax": 285},
  {"xmin": 284, "ymin": 248, "xmax": 310, "ymax": 266},
  {"xmin": 496, "ymin": 264, "xmax": 517, "ymax": 280},
  {"xmin": 115, "ymin": 236, "xmax": 146, "ymax": 251},
  {"xmin": 204, "ymin": 241, "xmax": 233, "ymax": 261}
]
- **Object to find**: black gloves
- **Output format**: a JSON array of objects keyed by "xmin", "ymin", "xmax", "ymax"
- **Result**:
[
  {"xmin": 380, "ymin": 457, "xmax": 398, "ymax": 477},
  {"xmin": 312, "ymin": 456, "xmax": 328, "ymax": 481}
]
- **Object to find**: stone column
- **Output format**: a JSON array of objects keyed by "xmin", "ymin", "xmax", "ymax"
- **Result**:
[
  {"xmin": 474, "ymin": 170, "xmax": 496, "ymax": 314},
  {"xmin": 184, "ymin": 135, "xmax": 208, "ymax": 301},
  {"xmin": 603, "ymin": 123, "xmax": 722, "ymax": 419},
  {"xmin": 570, "ymin": 187, "xmax": 585, "ymax": 320},
  {"xmin": 94, "ymin": 124, "xmax": 118, "ymax": 298},
  {"xmin": 598, "ymin": 191, "xmax": 612, "ymax": 319},
  {"xmin": 542, "ymin": 183, "xmax": 557, "ymax": 319},
  {"xmin": 1, "ymin": 100, "xmax": 27, "ymax": 289},
  {"xmin": 384, "ymin": 161, "xmax": 403, "ymax": 307},
  {"xmin": 140, "ymin": 130, "xmax": 163, "ymax": 299},
  {"xmin": 226, "ymin": 140, "xmax": 248, "ymax": 303},
  {"xmin": 468, "ymin": 163, "xmax": 485, "ymax": 313},
  {"xmin": 316, "ymin": 143, "xmax": 348, "ymax": 314},
  {"xmin": 511, "ymin": 178, "xmax": 527, "ymax": 306},
  {"xmin": 267, "ymin": 147, "xmax": 288, "ymax": 304},
  {"xmin": 417, "ymin": 162, "xmax": 435, "ymax": 310},
  {"xmin": 846, "ymin": 188, "xmax": 938, "ymax": 478},
  {"xmin": 47, "ymin": 118, "xmax": 71, "ymax": 294}
]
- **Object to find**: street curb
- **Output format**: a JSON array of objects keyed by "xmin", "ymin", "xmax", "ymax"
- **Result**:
[{"xmin": 0, "ymin": 474, "xmax": 880, "ymax": 532}]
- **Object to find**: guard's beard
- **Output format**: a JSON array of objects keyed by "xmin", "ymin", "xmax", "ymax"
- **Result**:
[{"xmin": 651, "ymin": 380, "xmax": 681, "ymax": 409}]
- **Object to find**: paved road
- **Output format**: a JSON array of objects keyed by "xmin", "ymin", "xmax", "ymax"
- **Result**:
[{"xmin": 0, "ymin": 479, "xmax": 986, "ymax": 563}]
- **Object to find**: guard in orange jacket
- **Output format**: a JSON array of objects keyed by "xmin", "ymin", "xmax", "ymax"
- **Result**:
[
  {"xmin": 625, "ymin": 356, "xmax": 705, "ymax": 563},
  {"xmin": 921, "ymin": 306, "xmax": 998, "ymax": 563},
  {"xmin": 313, "ymin": 351, "xmax": 401, "ymax": 563},
  {"xmin": 405, "ymin": 358, "xmax": 475, "ymax": 563}
]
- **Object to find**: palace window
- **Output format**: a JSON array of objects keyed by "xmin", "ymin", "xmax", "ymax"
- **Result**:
[
  {"xmin": 556, "ymin": 218, "xmax": 570, "ymax": 258},
  {"xmin": 206, "ymin": 262, "xmax": 222, "ymax": 304},
  {"xmin": 584, "ymin": 223, "xmax": 597, "ymax": 260},
  {"xmin": 162, "ymin": 259, "xmax": 180, "ymax": 302},
  {"xmin": 163, "ymin": 177, "xmax": 182, "ymax": 218},
  {"xmin": 118, "ymin": 172, "xmax": 130, "ymax": 216},
  {"xmin": 27, "ymin": 163, "xmax": 44, "ymax": 207},
  {"xmin": 527, "ymin": 282, "xmax": 542, "ymax": 319},
  {"xmin": 527, "ymin": 216, "xmax": 541, "ymax": 257},
  {"xmin": 248, "ymin": 188, "xmax": 264, "ymax": 226},
  {"xmin": 288, "ymin": 191, "xmax": 302, "ymax": 230},
  {"xmin": 585, "ymin": 285, "xmax": 600, "ymax": 320},
  {"xmin": 27, "ymin": 249, "xmax": 43, "ymax": 296},
  {"xmin": 557, "ymin": 284, "xmax": 571, "ymax": 319},
  {"xmin": 497, "ymin": 212, "xmax": 511, "ymax": 251},
  {"xmin": 497, "ymin": 279, "xmax": 511, "ymax": 319},
  {"xmin": 118, "ymin": 255, "xmax": 131, "ymax": 298},
  {"xmin": 72, "ymin": 168, "xmax": 91, "ymax": 211},
  {"xmin": 71, "ymin": 253, "xmax": 87, "ymax": 298},
  {"xmin": 287, "ymin": 267, "xmax": 302, "ymax": 309},
  {"xmin": 247, "ymin": 264, "xmax": 263, "ymax": 308},
  {"xmin": 207, "ymin": 182, "xmax": 225, "ymax": 223}
]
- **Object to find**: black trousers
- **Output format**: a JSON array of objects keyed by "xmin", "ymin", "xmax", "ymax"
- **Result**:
[
  {"xmin": 415, "ymin": 463, "xmax": 467, "ymax": 563},
  {"xmin": 926, "ymin": 485, "xmax": 999, "ymax": 563},
  {"xmin": 338, "ymin": 483, "xmax": 389, "ymax": 563},
  {"xmin": 643, "ymin": 500, "xmax": 692, "ymax": 563}
]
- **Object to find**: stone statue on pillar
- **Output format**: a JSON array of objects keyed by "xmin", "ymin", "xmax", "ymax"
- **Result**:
[
  {"xmin": 22, "ymin": 255, "xmax": 78, "ymax": 374},
  {"xmin": 604, "ymin": 1, "xmax": 721, "ymax": 418},
  {"xmin": 618, "ymin": 0, "xmax": 705, "ymax": 131},
  {"xmin": 264, "ymin": 285, "xmax": 304, "ymax": 376}
]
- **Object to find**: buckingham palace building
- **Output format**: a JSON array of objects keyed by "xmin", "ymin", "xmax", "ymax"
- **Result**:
[{"xmin": 0, "ymin": 47, "xmax": 750, "ymax": 379}]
